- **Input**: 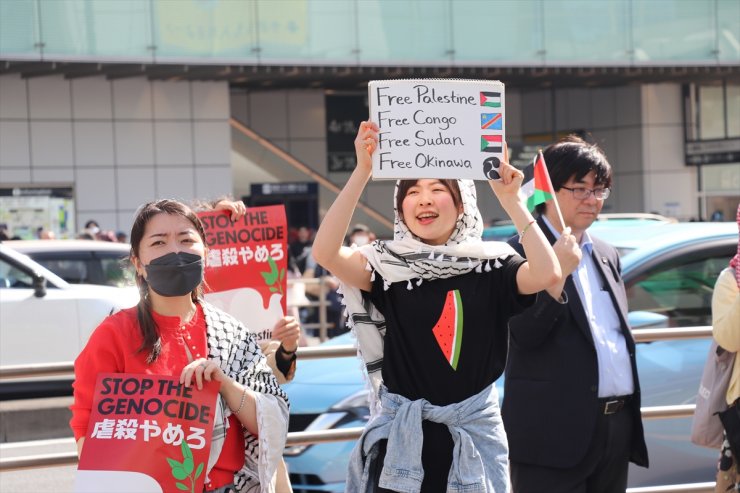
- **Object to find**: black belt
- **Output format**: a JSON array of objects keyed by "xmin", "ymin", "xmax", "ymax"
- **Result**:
[{"xmin": 598, "ymin": 395, "xmax": 632, "ymax": 415}]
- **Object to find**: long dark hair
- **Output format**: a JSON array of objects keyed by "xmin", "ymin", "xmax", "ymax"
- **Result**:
[
  {"xmin": 130, "ymin": 199, "xmax": 207, "ymax": 363},
  {"xmin": 395, "ymin": 179, "xmax": 463, "ymax": 222}
]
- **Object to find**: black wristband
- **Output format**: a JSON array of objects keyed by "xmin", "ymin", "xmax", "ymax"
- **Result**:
[
  {"xmin": 278, "ymin": 344, "xmax": 297, "ymax": 356},
  {"xmin": 275, "ymin": 345, "xmax": 296, "ymax": 376}
]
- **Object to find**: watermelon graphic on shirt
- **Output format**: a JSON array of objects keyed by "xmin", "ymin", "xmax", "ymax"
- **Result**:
[{"xmin": 432, "ymin": 289, "xmax": 464, "ymax": 370}]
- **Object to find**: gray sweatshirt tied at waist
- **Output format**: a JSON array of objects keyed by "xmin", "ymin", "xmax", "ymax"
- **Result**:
[{"xmin": 346, "ymin": 383, "xmax": 510, "ymax": 493}]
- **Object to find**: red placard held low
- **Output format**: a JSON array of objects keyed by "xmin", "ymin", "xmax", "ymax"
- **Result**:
[{"xmin": 75, "ymin": 374, "xmax": 220, "ymax": 493}]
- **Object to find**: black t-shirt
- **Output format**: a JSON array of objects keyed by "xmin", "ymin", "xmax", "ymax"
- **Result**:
[
  {"xmin": 363, "ymin": 255, "xmax": 534, "ymax": 491},
  {"xmin": 366, "ymin": 255, "xmax": 532, "ymax": 405}
]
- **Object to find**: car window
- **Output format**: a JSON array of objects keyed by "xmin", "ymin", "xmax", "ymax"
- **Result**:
[
  {"xmin": 0, "ymin": 258, "xmax": 33, "ymax": 289},
  {"xmin": 34, "ymin": 259, "xmax": 88, "ymax": 284},
  {"xmin": 101, "ymin": 257, "xmax": 136, "ymax": 287},
  {"xmin": 626, "ymin": 252, "xmax": 729, "ymax": 327},
  {"xmin": 30, "ymin": 253, "xmax": 134, "ymax": 287}
]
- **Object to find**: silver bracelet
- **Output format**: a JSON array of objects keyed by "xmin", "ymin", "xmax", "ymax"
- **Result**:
[
  {"xmin": 231, "ymin": 387, "xmax": 248, "ymax": 415},
  {"xmin": 518, "ymin": 220, "xmax": 537, "ymax": 244}
]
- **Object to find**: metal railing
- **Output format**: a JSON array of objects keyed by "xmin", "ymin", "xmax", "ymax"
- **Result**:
[
  {"xmin": 287, "ymin": 277, "xmax": 334, "ymax": 342},
  {"xmin": 0, "ymin": 326, "xmax": 714, "ymax": 379},
  {"xmin": 0, "ymin": 326, "xmax": 717, "ymax": 493}
]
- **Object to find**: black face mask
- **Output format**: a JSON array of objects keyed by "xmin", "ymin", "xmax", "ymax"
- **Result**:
[{"xmin": 144, "ymin": 252, "xmax": 203, "ymax": 297}]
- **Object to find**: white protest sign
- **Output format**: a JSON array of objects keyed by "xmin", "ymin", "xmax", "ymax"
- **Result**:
[{"xmin": 369, "ymin": 79, "xmax": 505, "ymax": 180}]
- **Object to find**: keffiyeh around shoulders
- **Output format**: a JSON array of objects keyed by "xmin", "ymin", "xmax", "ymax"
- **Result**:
[
  {"xmin": 338, "ymin": 179, "xmax": 517, "ymax": 412},
  {"xmin": 200, "ymin": 302, "xmax": 289, "ymax": 493}
]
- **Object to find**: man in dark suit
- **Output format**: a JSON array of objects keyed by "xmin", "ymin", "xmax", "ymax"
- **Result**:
[{"xmin": 503, "ymin": 136, "xmax": 649, "ymax": 492}]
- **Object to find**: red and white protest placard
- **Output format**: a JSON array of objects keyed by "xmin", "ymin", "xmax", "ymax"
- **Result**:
[
  {"xmin": 75, "ymin": 374, "xmax": 220, "ymax": 493},
  {"xmin": 198, "ymin": 206, "xmax": 288, "ymax": 343}
]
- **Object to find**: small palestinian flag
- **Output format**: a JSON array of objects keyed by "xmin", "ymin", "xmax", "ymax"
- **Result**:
[
  {"xmin": 521, "ymin": 151, "xmax": 556, "ymax": 212},
  {"xmin": 481, "ymin": 135, "xmax": 503, "ymax": 153},
  {"xmin": 480, "ymin": 91, "xmax": 501, "ymax": 108},
  {"xmin": 480, "ymin": 113, "xmax": 502, "ymax": 130}
]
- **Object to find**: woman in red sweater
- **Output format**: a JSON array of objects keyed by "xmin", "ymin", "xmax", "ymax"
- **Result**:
[{"xmin": 70, "ymin": 199, "xmax": 289, "ymax": 492}]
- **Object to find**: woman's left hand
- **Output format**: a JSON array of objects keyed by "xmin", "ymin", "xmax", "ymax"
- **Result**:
[
  {"xmin": 489, "ymin": 143, "xmax": 524, "ymax": 202},
  {"xmin": 213, "ymin": 199, "xmax": 247, "ymax": 221},
  {"xmin": 272, "ymin": 316, "xmax": 301, "ymax": 353},
  {"xmin": 180, "ymin": 358, "xmax": 229, "ymax": 391}
]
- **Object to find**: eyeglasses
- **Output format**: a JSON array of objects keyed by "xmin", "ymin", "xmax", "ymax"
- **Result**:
[{"xmin": 560, "ymin": 186, "xmax": 611, "ymax": 200}]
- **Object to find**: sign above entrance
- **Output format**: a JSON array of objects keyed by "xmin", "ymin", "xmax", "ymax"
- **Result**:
[
  {"xmin": 685, "ymin": 137, "xmax": 740, "ymax": 165},
  {"xmin": 368, "ymin": 79, "xmax": 506, "ymax": 180}
]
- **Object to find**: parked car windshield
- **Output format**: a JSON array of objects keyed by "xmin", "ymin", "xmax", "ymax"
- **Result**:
[{"xmin": 0, "ymin": 258, "xmax": 35, "ymax": 289}]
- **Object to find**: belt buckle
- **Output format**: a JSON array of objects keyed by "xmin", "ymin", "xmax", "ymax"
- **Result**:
[{"xmin": 604, "ymin": 399, "xmax": 621, "ymax": 415}]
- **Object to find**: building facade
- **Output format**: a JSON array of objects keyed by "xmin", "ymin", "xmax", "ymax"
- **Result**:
[{"xmin": 1, "ymin": 0, "xmax": 738, "ymax": 238}]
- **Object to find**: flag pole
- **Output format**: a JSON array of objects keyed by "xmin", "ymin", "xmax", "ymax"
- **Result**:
[{"xmin": 539, "ymin": 150, "xmax": 568, "ymax": 233}]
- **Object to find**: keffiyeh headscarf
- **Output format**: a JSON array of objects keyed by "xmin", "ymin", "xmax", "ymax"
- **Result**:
[
  {"xmin": 730, "ymin": 203, "xmax": 740, "ymax": 288},
  {"xmin": 338, "ymin": 179, "xmax": 517, "ymax": 413}
]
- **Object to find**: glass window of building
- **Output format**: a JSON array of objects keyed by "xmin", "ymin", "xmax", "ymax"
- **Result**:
[
  {"xmin": 684, "ymin": 82, "xmax": 740, "ymax": 220},
  {"xmin": 686, "ymin": 81, "xmax": 740, "ymax": 141},
  {"xmin": 700, "ymin": 163, "xmax": 740, "ymax": 221}
]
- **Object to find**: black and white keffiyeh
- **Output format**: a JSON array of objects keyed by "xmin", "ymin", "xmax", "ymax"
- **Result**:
[
  {"xmin": 338, "ymin": 180, "xmax": 517, "ymax": 413},
  {"xmin": 200, "ymin": 301, "xmax": 289, "ymax": 493}
]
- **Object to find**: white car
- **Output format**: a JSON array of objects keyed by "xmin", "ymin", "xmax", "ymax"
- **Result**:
[{"xmin": 0, "ymin": 244, "xmax": 139, "ymax": 372}]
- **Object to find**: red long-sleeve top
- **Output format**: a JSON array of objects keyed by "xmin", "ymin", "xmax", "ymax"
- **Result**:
[{"xmin": 70, "ymin": 304, "xmax": 243, "ymax": 490}]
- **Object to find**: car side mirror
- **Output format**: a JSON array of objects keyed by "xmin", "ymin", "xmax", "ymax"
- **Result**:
[{"xmin": 32, "ymin": 274, "xmax": 47, "ymax": 298}]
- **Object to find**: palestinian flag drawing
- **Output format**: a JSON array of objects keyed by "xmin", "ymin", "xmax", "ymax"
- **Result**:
[
  {"xmin": 521, "ymin": 151, "xmax": 556, "ymax": 212},
  {"xmin": 480, "ymin": 113, "xmax": 502, "ymax": 130},
  {"xmin": 480, "ymin": 91, "xmax": 501, "ymax": 108},
  {"xmin": 480, "ymin": 135, "xmax": 503, "ymax": 153}
]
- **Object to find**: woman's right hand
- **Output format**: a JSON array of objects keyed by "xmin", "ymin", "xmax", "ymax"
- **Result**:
[
  {"xmin": 354, "ymin": 121, "xmax": 379, "ymax": 174},
  {"xmin": 180, "ymin": 358, "xmax": 229, "ymax": 391}
]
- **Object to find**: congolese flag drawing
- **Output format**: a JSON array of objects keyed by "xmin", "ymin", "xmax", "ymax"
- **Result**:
[
  {"xmin": 520, "ymin": 151, "xmax": 556, "ymax": 212},
  {"xmin": 480, "ymin": 113, "xmax": 502, "ymax": 130}
]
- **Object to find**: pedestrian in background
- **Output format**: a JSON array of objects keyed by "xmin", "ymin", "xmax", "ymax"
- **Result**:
[
  {"xmin": 312, "ymin": 121, "xmax": 566, "ymax": 492},
  {"xmin": 70, "ymin": 199, "xmax": 290, "ymax": 492},
  {"xmin": 347, "ymin": 223, "xmax": 374, "ymax": 246},
  {"xmin": 37, "ymin": 228, "xmax": 55, "ymax": 240},
  {"xmin": 711, "ymin": 203, "xmax": 740, "ymax": 492},
  {"xmin": 289, "ymin": 226, "xmax": 313, "ymax": 275},
  {"xmin": 303, "ymin": 253, "xmax": 344, "ymax": 339},
  {"xmin": 504, "ymin": 136, "xmax": 649, "ymax": 493},
  {"xmin": 83, "ymin": 220, "xmax": 100, "ymax": 237}
]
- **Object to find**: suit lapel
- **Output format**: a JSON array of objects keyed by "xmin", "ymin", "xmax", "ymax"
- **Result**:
[
  {"xmin": 563, "ymin": 276, "xmax": 596, "ymax": 345},
  {"xmin": 536, "ymin": 216, "xmax": 595, "ymax": 345}
]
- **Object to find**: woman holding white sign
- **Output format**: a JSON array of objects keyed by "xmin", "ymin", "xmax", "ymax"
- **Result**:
[
  {"xmin": 71, "ymin": 199, "xmax": 290, "ymax": 493},
  {"xmin": 312, "ymin": 121, "xmax": 577, "ymax": 492}
]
